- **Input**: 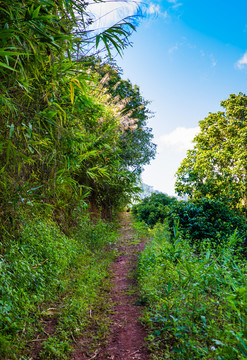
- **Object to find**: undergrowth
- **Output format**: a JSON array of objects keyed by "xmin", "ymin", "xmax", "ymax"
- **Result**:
[
  {"xmin": 138, "ymin": 221, "xmax": 247, "ymax": 359},
  {"xmin": 0, "ymin": 214, "xmax": 117, "ymax": 359}
]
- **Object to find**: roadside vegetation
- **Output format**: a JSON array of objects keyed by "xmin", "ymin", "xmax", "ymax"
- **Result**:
[
  {"xmin": 133, "ymin": 93, "xmax": 247, "ymax": 359},
  {"xmin": 1, "ymin": 217, "xmax": 117, "ymax": 359},
  {"xmin": 0, "ymin": 0, "xmax": 155, "ymax": 358},
  {"xmin": 133, "ymin": 195, "xmax": 247, "ymax": 359},
  {"xmin": 133, "ymin": 193, "xmax": 247, "ymax": 253},
  {"xmin": 1, "ymin": 1, "xmax": 247, "ymax": 359},
  {"xmin": 137, "ymin": 219, "xmax": 247, "ymax": 359}
]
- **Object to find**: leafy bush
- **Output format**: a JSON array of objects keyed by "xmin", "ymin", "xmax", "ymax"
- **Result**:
[
  {"xmin": 75, "ymin": 216, "xmax": 116, "ymax": 250},
  {"xmin": 1, "ymin": 221, "xmax": 74, "ymax": 347},
  {"xmin": 133, "ymin": 195, "xmax": 247, "ymax": 252},
  {"xmin": 138, "ymin": 222, "xmax": 247, "ymax": 359},
  {"xmin": 170, "ymin": 198, "xmax": 247, "ymax": 250},
  {"xmin": 132, "ymin": 193, "xmax": 177, "ymax": 228},
  {"xmin": 0, "ymin": 215, "xmax": 117, "ymax": 358}
]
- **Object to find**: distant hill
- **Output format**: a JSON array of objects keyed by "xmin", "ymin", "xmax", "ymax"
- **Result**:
[{"xmin": 139, "ymin": 183, "xmax": 163, "ymax": 199}]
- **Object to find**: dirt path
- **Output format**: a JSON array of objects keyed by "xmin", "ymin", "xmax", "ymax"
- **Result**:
[
  {"xmin": 25, "ymin": 213, "xmax": 149, "ymax": 360},
  {"xmin": 95, "ymin": 212, "xmax": 149, "ymax": 360},
  {"xmin": 72, "ymin": 212, "xmax": 150, "ymax": 360}
]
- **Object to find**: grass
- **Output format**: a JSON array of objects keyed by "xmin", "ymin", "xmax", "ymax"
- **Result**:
[
  {"xmin": 137, "ymin": 221, "xmax": 247, "ymax": 359},
  {"xmin": 0, "ymin": 214, "xmax": 118, "ymax": 359}
]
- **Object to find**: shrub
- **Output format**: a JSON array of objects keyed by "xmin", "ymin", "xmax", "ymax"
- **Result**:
[
  {"xmin": 138, "ymin": 222, "xmax": 247, "ymax": 359},
  {"xmin": 0, "ymin": 215, "xmax": 117, "ymax": 358},
  {"xmin": 132, "ymin": 193, "xmax": 177, "ymax": 227},
  {"xmin": 0, "ymin": 221, "xmax": 76, "ymax": 352},
  {"xmin": 133, "ymin": 194, "xmax": 247, "ymax": 252},
  {"xmin": 170, "ymin": 198, "xmax": 247, "ymax": 250}
]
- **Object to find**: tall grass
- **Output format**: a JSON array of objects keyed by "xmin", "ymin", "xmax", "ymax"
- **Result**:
[
  {"xmin": 138, "ymin": 221, "xmax": 247, "ymax": 359},
  {"xmin": 0, "ymin": 215, "xmax": 117, "ymax": 359}
]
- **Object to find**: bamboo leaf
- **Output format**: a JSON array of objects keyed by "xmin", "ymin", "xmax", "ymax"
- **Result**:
[
  {"xmin": 32, "ymin": 6, "xmax": 41, "ymax": 19},
  {"xmin": 69, "ymin": 81, "xmax": 74, "ymax": 104},
  {"xmin": 9, "ymin": 124, "xmax": 15, "ymax": 139},
  {"xmin": 0, "ymin": 61, "xmax": 18, "ymax": 72}
]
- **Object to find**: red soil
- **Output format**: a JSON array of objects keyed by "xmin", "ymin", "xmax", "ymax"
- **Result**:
[{"xmin": 72, "ymin": 212, "xmax": 150, "ymax": 360}]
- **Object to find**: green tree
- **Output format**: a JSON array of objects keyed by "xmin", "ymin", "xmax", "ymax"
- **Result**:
[
  {"xmin": 90, "ymin": 61, "xmax": 157, "ymax": 175},
  {"xmin": 132, "ymin": 193, "xmax": 177, "ymax": 227},
  {"xmin": 77, "ymin": 60, "xmax": 157, "ymax": 217},
  {"xmin": 175, "ymin": 93, "xmax": 247, "ymax": 213},
  {"xmin": 0, "ymin": 0, "xmax": 142, "ymax": 233},
  {"xmin": 71, "ymin": 60, "xmax": 156, "ymax": 218}
]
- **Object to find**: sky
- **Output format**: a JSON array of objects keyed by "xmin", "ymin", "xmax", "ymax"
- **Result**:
[{"xmin": 88, "ymin": 0, "xmax": 247, "ymax": 195}]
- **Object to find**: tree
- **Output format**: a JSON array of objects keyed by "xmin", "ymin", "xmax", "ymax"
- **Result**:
[
  {"xmin": 175, "ymin": 93, "xmax": 247, "ymax": 213},
  {"xmin": 90, "ymin": 61, "xmax": 157, "ymax": 175},
  {"xmin": 132, "ymin": 193, "xmax": 177, "ymax": 227},
  {"xmin": 0, "ymin": 0, "xmax": 143, "ymax": 233},
  {"xmin": 70, "ymin": 59, "xmax": 156, "ymax": 218}
]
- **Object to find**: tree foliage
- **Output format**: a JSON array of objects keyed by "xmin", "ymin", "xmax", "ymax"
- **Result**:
[
  {"xmin": 132, "ymin": 193, "xmax": 177, "ymax": 227},
  {"xmin": 171, "ymin": 198, "xmax": 247, "ymax": 249},
  {"xmin": 94, "ymin": 61, "xmax": 157, "ymax": 175},
  {"xmin": 132, "ymin": 194, "xmax": 247, "ymax": 251},
  {"xmin": 175, "ymin": 93, "xmax": 247, "ymax": 213},
  {"xmin": 0, "ymin": 0, "xmax": 156, "ymax": 238}
]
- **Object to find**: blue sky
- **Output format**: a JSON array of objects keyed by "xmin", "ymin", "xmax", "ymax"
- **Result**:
[{"xmin": 89, "ymin": 0, "xmax": 247, "ymax": 195}]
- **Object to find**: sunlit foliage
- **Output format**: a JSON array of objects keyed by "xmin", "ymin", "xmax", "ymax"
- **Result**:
[{"xmin": 175, "ymin": 93, "xmax": 247, "ymax": 214}]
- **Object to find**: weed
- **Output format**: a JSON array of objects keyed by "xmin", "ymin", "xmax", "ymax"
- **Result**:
[
  {"xmin": 40, "ymin": 337, "xmax": 71, "ymax": 359},
  {"xmin": 0, "ymin": 214, "xmax": 118, "ymax": 359},
  {"xmin": 138, "ymin": 221, "xmax": 247, "ymax": 359}
]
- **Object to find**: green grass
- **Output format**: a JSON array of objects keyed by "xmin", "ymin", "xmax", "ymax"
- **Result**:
[
  {"xmin": 0, "ymin": 214, "xmax": 118, "ymax": 359},
  {"xmin": 137, "ymin": 221, "xmax": 247, "ymax": 359}
]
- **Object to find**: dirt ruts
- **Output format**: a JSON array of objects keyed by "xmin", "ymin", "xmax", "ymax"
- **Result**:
[{"xmin": 96, "ymin": 212, "xmax": 150, "ymax": 360}]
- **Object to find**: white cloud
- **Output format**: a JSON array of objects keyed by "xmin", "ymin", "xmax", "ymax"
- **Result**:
[
  {"xmin": 167, "ymin": 0, "xmax": 183, "ymax": 8},
  {"xmin": 146, "ymin": 2, "xmax": 168, "ymax": 18},
  {"xmin": 168, "ymin": 43, "xmax": 179, "ymax": 54},
  {"xmin": 200, "ymin": 50, "xmax": 217, "ymax": 67},
  {"xmin": 168, "ymin": 38, "xmax": 196, "ymax": 55},
  {"xmin": 210, "ymin": 54, "xmax": 217, "ymax": 67},
  {"xmin": 172, "ymin": 2, "xmax": 183, "ymax": 9},
  {"xmin": 144, "ymin": 0, "xmax": 181, "ymax": 21},
  {"xmin": 146, "ymin": 3, "xmax": 160, "ymax": 14},
  {"xmin": 158, "ymin": 126, "xmax": 199, "ymax": 153},
  {"xmin": 236, "ymin": 51, "xmax": 247, "ymax": 69}
]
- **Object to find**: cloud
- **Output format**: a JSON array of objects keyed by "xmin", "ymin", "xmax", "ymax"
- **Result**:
[
  {"xmin": 200, "ymin": 50, "xmax": 217, "ymax": 67},
  {"xmin": 172, "ymin": 3, "xmax": 183, "ymax": 9},
  {"xmin": 168, "ymin": 43, "xmax": 179, "ymax": 54},
  {"xmin": 146, "ymin": 2, "xmax": 168, "ymax": 18},
  {"xmin": 168, "ymin": 37, "xmax": 197, "ymax": 56},
  {"xmin": 167, "ymin": 0, "xmax": 182, "ymax": 8},
  {"xmin": 210, "ymin": 54, "xmax": 217, "ymax": 67},
  {"xmin": 144, "ymin": 0, "xmax": 182, "ymax": 21},
  {"xmin": 158, "ymin": 126, "xmax": 199, "ymax": 153},
  {"xmin": 236, "ymin": 51, "xmax": 247, "ymax": 69},
  {"xmin": 146, "ymin": 3, "xmax": 160, "ymax": 14}
]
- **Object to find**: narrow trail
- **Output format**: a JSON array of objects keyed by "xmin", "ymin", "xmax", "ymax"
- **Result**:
[
  {"xmin": 96, "ymin": 212, "xmax": 150, "ymax": 360},
  {"xmin": 72, "ymin": 212, "xmax": 150, "ymax": 360}
]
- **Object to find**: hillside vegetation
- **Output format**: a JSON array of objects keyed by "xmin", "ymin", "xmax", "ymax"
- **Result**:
[
  {"xmin": 137, "ymin": 219, "xmax": 247, "ymax": 359},
  {"xmin": 0, "ymin": 1, "xmax": 156, "ymax": 358},
  {"xmin": 1, "ymin": 1, "xmax": 247, "ymax": 359},
  {"xmin": 133, "ymin": 93, "xmax": 247, "ymax": 357}
]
